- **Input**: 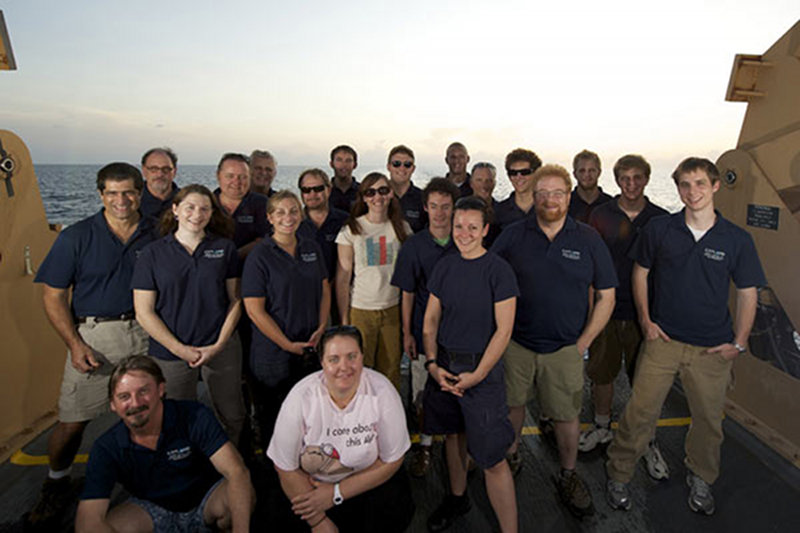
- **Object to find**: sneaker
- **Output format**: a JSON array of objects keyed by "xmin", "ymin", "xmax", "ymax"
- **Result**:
[
  {"xmin": 409, "ymin": 445, "xmax": 432, "ymax": 478},
  {"xmin": 643, "ymin": 440, "xmax": 670, "ymax": 480},
  {"xmin": 555, "ymin": 470, "xmax": 595, "ymax": 518},
  {"xmin": 427, "ymin": 493, "xmax": 471, "ymax": 532},
  {"xmin": 686, "ymin": 472, "xmax": 715, "ymax": 515},
  {"xmin": 26, "ymin": 477, "xmax": 73, "ymax": 526},
  {"xmin": 506, "ymin": 450, "xmax": 522, "ymax": 477},
  {"xmin": 578, "ymin": 424, "xmax": 613, "ymax": 452},
  {"xmin": 606, "ymin": 479, "xmax": 632, "ymax": 511}
]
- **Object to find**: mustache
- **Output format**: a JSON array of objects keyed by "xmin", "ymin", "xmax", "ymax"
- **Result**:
[{"xmin": 125, "ymin": 405, "xmax": 148, "ymax": 416}]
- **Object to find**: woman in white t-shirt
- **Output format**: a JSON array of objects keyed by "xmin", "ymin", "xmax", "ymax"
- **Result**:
[
  {"xmin": 335, "ymin": 172, "xmax": 410, "ymax": 391},
  {"xmin": 267, "ymin": 325, "xmax": 414, "ymax": 532}
]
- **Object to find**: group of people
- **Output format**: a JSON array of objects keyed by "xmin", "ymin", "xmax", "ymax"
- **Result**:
[{"xmin": 25, "ymin": 140, "xmax": 764, "ymax": 533}]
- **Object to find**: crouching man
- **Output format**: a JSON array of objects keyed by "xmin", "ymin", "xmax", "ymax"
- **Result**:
[{"xmin": 76, "ymin": 355, "xmax": 254, "ymax": 532}]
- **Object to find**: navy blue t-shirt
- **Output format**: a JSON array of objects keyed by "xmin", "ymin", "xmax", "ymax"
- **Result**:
[
  {"xmin": 214, "ymin": 190, "xmax": 270, "ymax": 249},
  {"xmin": 391, "ymin": 229, "xmax": 457, "ymax": 350},
  {"xmin": 329, "ymin": 180, "xmax": 359, "ymax": 213},
  {"xmin": 297, "ymin": 208, "xmax": 349, "ymax": 282},
  {"xmin": 140, "ymin": 182, "xmax": 179, "ymax": 222},
  {"xmin": 81, "ymin": 400, "xmax": 227, "ymax": 513},
  {"xmin": 588, "ymin": 197, "xmax": 669, "ymax": 320},
  {"xmin": 241, "ymin": 237, "xmax": 328, "ymax": 381},
  {"xmin": 568, "ymin": 187, "xmax": 612, "ymax": 223},
  {"xmin": 492, "ymin": 216, "xmax": 618, "ymax": 353},
  {"xmin": 397, "ymin": 183, "xmax": 428, "ymax": 233},
  {"xmin": 131, "ymin": 234, "xmax": 240, "ymax": 360},
  {"xmin": 34, "ymin": 211, "xmax": 156, "ymax": 317},
  {"xmin": 630, "ymin": 210, "xmax": 766, "ymax": 347},
  {"xmin": 494, "ymin": 193, "xmax": 533, "ymax": 230},
  {"xmin": 427, "ymin": 252, "xmax": 519, "ymax": 355}
]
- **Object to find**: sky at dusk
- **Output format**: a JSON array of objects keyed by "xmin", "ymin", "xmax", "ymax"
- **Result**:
[{"xmin": 2, "ymin": 1, "xmax": 798, "ymax": 171}]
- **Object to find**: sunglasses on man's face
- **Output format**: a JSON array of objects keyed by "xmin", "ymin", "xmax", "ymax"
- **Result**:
[
  {"xmin": 300, "ymin": 184, "xmax": 326, "ymax": 194},
  {"xmin": 390, "ymin": 160, "xmax": 414, "ymax": 168},
  {"xmin": 364, "ymin": 186, "xmax": 392, "ymax": 198},
  {"xmin": 507, "ymin": 168, "xmax": 534, "ymax": 177}
]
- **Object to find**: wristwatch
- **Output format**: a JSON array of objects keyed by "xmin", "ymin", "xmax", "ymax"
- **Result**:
[
  {"xmin": 333, "ymin": 482, "xmax": 344, "ymax": 505},
  {"xmin": 733, "ymin": 342, "xmax": 747, "ymax": 354},
  {"xmin": 424, "ymin": 359, "xmax": 438, "ymax": 371}
]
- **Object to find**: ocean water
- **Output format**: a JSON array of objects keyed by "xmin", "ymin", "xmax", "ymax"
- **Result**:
[{"xmin": 34, "ymin": 164, "xmax": 682, "ymax": 227}]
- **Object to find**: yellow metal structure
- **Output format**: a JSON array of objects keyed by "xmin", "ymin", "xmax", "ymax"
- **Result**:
[{"xmin": 716, "ymin": 20, "xmax": 800, "ymax": 466}]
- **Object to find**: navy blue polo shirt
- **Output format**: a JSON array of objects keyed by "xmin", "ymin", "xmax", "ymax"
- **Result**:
[
  {"xmin": 34, "ymin": 211, "xmax": 156, "ymax": 317},
  {"xmin": 391, "ymin": 229, "xmax": 457, "ymax": 349},
  {"xmin": 241, "ymin": 237, "xmax": 328, "ymax": 381},
  {"xmin": 492, "ymin": 216, "xmax": 618, "ymax": 353},
  {"xmin": 140, "ymin": 182, "xmax": 179, "ymax": 221},
  {"xmin": 427, "ymin": 252, "xmax": 519, "ymax": 355},
  {"xmin": 131, "ymin": 234, "xmax": 240, "ymax": 360},
  {"xmin": 446, "ymin": 172, "xmax": 473, "ymax": 198},
  {"xmin": 81, "ymin": 400, "xmax": 226, "ymax": 512},
  {"xmin": 396, "ymin": 183, "xmax": 428, "ymax": 233},
  {"xmin": 494, "ymin": 193, "xmax": 533, "ymax": 229},
  {"xmin": 297, "ymin": 208, "xmax": 349, "ymax": 281},
  {"xmin": 568, "ymin": 187, "xmax": 612, "ymax": 223},
  {"xmin": 588, "ymin": 197, "xmax": 669, "ymax": 320},
  {"xmin": 214, "ymin": 189, "xmax": 270, "ymax": 249},
  {"xmin": 329, "ymin": 179, "xmax": 359, "ymax": 213},
  {"xmin": 631, "ymin": 210, "xmax": 766, "ymax": 347}
]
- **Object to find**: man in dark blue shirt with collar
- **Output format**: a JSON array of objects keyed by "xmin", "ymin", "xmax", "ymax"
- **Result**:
[
  {"xmin": 568, "ymin": 149, "xmax": 612, "ymax": 223},
  {"xmin": 445, "ymin": 142, "xmax": 473, "ymax": 198},
  {"xmin": 76, "ymin": 355, "xmax": 253, "ymax": 533},
  {"xmin": 387, "ymin": 144, "xmax": 428, "ymax": 233},
  {"xmin": 328, "ymin": 144, "xmax": 359, "ymax": 213},
  {"xmin": 579, "ymin": 155, "xmax": 670, "ymax": 481},
  {"xmin": 139, "ymin": 147, "xmax": 180, "ymax": 221},
  {"xmin": 494, "ymin": 148, "xmax": 542, "ymax": 230},
  {"xmin": 28, "ymin": 163, "xmax": 157, "ymax": 527},
  {"xmin": 606, "ymin": 157, "xmax": 766, "ymax": 516},
  {"xmin": 249, "ymin": 149, "xmax": 277, "ymax": 197},
  {"xmin": 492, "ymin": 164, "xmax": 617, "ymax": 518}
]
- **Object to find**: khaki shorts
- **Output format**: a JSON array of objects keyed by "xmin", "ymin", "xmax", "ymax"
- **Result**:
[
  {"xmin": 58, "ymin": 318, "xmax": 148, "ymax": 423},
  {"xmin": 504, "ymin": 339, "xmax": 583, "ymax": 421},
  {"xmin": 587, "ymin": 319, "xmax": 642, "ymax": 385}
]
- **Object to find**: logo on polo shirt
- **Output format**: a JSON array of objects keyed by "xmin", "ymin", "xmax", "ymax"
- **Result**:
[
  {"xmin": 203, "ymin": 249, "xmax": 226, "ymax": 259},
  {"xmin": 561, "ymin": 249, "xmax": 581, "ymax": 261},
  {"xmin": 166, "ymin": 446, "xmax": 192, "ymax": 461},
  {"xmin": 704, "ymin": 248, "xmax": 726, "ymax": 261},
  {"xmin": 405, "ymin": 210, "xmax": 420, "ymax": 219},
  {"xmin": 237, "ymin": 215, "xmax": 254, "ymax": 224},
  {"xmin": 301, "ymin": 252, "xmax": 318, "ymax": 263}
]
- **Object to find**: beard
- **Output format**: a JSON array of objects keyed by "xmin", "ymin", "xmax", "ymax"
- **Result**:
[
  {"xmin": 125, "ymin": 405, "xmax": 150, "ymax": 428},
  {"xmin": 536, "ymin": 203, "xmax": 566, "ymax": 223}
]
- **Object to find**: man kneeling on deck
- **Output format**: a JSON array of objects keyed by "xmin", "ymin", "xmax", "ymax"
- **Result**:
[{"xmin": 76, "ymin": 355, "xmax": 254, "ymax": 532}]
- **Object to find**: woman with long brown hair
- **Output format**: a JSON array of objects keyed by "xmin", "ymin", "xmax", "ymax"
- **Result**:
[
  {"xmin": 132, "ymin": 184, "xmax": 246, "ymax": 443},
  {"xmin": 335, "ymin": 172, "xmax": 410, "ymax": 390}
]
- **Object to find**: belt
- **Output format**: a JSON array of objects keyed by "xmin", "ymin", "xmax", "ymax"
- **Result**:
[
  {"xmin": 440, "ymin": 346, "xmax": 483, "ymax": 368},
  {"xmin": 76, "ymin": 312, "xmax": 136, "ymax": 324}
]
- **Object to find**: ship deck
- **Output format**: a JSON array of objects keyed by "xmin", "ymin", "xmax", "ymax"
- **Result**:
[{"xmin": 1, "ymin": 369, "xmax": 799, "ymax": 532}]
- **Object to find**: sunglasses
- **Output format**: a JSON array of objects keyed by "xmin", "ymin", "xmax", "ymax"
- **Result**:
[
  {"xmin": 507, "ymin": 168, "xmax": 534, "ymax": 177},
  {"xmin": 363, "ymin": 186, "xmax": 392, "ymax": 198},
  {"xmin": 390, "ymin": 160, "xmax": 414, "ymax": 168},
  {"xmin": 300, "ymin": 184, "xmax": 326, "ymax": 194}
]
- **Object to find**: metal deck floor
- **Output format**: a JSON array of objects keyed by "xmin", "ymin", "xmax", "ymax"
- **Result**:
[{"xmin": 2, "ymin": 371, "xmax": 799, "ymax": 532}]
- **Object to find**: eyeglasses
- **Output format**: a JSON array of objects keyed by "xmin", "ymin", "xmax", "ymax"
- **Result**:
[
  {"xmin": 507, "ymin": 168, "xmax": 534, "ymax": 177},
  {"xmin": 145, "ymin": 165, "xmax": 174, "ymax": 174},
  {"xmin": 534, "ymin": 190, "xmax": 568, "ymax": 200},
  {"xmin": 390, "ymin": 160, "xmax": 414, "ymax": 168},
  {"xmin": 300, "ymin": 184, "xmax": 326, "ymax": 194},
  {"xmin": 363, "ymin": 186, "xmax": 392, "ymax": 198}
]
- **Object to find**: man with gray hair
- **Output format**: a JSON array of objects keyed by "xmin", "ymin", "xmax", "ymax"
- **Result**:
[
  {"xmin": 140, "ymin": 147, "xmax": 180, "ymax": 220},
  {"xmin": 249, "ymin": 150, "xmax": 277, "ymax": 197}
]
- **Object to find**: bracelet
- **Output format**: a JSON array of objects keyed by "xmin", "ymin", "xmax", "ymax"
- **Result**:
[
  {"xmin": 309, "ymin": 515, "xmax": 327, "ymax": 528},
  {"xmin": 424, "ymin": 359, "xmax": 438, "ymax": 371}
]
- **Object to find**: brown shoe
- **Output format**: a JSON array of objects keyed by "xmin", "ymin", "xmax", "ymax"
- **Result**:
[
  {"xmin": 409, "ymin": 445, "xmax": 432, "ymax": 477},
  {"xmin": 26, "ymin": 477, "xmax": 73, "ymax": 526},
  {"xmin": 556, "ymin": 469, "xmax": 595, "ymax": 518}
]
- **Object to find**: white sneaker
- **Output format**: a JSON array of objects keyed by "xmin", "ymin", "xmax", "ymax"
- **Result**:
[
  {"xmin": 643, "ymin": 440, "xmax": 670, "ymax": 480},
  {"xmin": 578, "ymin": 424, "xmax": 613, "ymax": 452},
  {"xmin": 686, "ymin": 471, "xmax": 715, "ymax": 515}
]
